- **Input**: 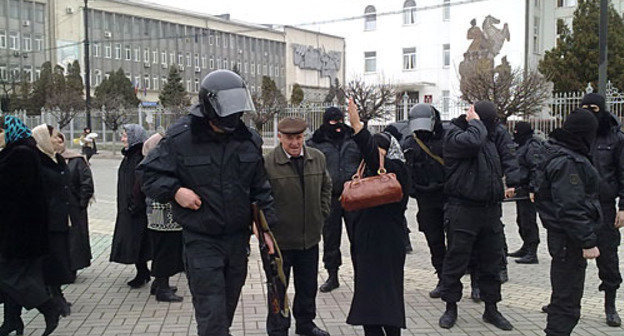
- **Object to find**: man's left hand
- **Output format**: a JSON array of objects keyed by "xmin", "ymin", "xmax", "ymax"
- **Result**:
[
  {"xmin": 505, "ymin": 187, "xmax": 515, "ymax": 199},
  {"xmin": 615, "ymin": 211, "xmax": 624, "ymax": 229}
]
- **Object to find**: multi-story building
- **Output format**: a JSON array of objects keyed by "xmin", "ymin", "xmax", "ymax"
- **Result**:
[
  {"xmin": 308, "ymin": 0, "xmax": 624, "ymax": 118},
  {"xmin": 0, "ymin": 0, "xmax": 50, "ymax": 85}
]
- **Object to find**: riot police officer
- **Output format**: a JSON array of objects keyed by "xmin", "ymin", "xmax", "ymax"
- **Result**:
[
  {"xmin": 139, "ymin": 70, "xmax": 278, "ymax": 336},
  {"xmin": 401, "ymin": 103, "xmax": 447, "ymax": 297}
]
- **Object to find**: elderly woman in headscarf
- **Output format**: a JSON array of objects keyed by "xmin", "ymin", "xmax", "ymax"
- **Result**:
[
  {"xmin": 344, "ymin": 100, "xmax": 410, "ymax": 336},
  {"xmin": 0, "ymin": 117, "xmax": 63, "ymax": 336},
  {"xmin": 110, "ymin": 124, "xmax": 152, "ymax": 288},
  {"xmin": 32, "ymin": 124, "xmax": 75, "ymax": 316},
  {"xmin": 140, "ymin": 133, "xmax": 184, "ymax": 302},
  {"xmin": 58, "ymin": 132, "xmax": 94, "ymax": 274}
]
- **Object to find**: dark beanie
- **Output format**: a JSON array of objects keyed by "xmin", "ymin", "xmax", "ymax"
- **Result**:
[
  {"xmin": 373, "ymin": 132, "xmax": 392, "ymax": 151},
  {"xmin": 564, "ymin": 108, "xmax": 598, "ymax": 142},
  {"xmin": 581, "ymin": 93, "xmax": 607, "ymax": 113},
  {"xmin": 474, "ymin": 101, "xmax": 498, "ymax": 121},
  {"xmin": 323, "ymin": 107, "xmax": 343, "ymax": 124},
  {"xmin": 514, "ymin": 121, "xmax": 533, "ymax": 136}
]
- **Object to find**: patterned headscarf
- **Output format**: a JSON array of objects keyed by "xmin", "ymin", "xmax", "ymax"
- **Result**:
[
  {"xmin": 123, "ymin": 124, "xmax": 147, "ymax": 148},
  {"xmin": 2, "ymin": 115, "xmax": 32, "ymax": 145}
]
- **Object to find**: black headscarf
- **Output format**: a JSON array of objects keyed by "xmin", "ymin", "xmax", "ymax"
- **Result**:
[
  {"xmin": 474, "ymin": 101, "xmax": 499, "ymax": 135},
  {"xmin": 550, "ymin": 108, "xmax": 598, "ymax": 157},
  {"xmin": 513, "ymin": 121, "xmax": 533, "ymax": 146},
  {"xmin": 581, "ymin": 93, "xmax": 611, "ymax": 135}
]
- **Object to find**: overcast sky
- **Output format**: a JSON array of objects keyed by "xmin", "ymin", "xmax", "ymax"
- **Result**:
[{"xmin": 143, "ymin": 0, "xmax": 356, "ymax": 27}]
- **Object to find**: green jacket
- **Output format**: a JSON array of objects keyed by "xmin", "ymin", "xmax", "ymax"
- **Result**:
[{"xmin": 264, "ymin": 145, "xmax": 332, "ymax": 250}]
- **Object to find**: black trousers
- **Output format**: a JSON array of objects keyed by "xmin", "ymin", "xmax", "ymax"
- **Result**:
[
  {"xmin": 416, "ymin": 202, "xmax": 446, "ymax": 277},
  {"xmin": 323, "ymin": 196, "xmax": 356, "ymax": 271},
  {"xmin": 268, "ymin": 245, "xmax": 319, "ymax": 335},
  {"xmin": 441, "ymin": 204, "xmax": 504, "ymax": 304},
  {"xmin": 596, "ymin": 202, "xmax": 622, "ymax": 292},
  {"xmin": 183, "ymin": 231, "xmax": 249, "ymax": 336},
  {"xmin": 545, "ymin": 230, "xmax": 586, "ymax": 336},
  {"xmin": 516, "ymin": 200, "xmax": 540, "ymax": 251}
]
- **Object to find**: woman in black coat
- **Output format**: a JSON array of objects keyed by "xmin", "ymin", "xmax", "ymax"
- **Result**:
[
  {"xmin": 345, "ymin": 100, "xmax": 410, "ymax": 336},
  {"xmin": 110, "ymin": 124, "xmax": 152, "ymax": 288},
  {"xmin": 0, "ymin": 117, "xmax": 63, "ymax": 336},
  {"xmin": 32, "ymin": 124, "xmax": 75, "ymax": 316},
  {"xmin": 59, "ymin": 133, "xmax": 94, "ymax": 273}
]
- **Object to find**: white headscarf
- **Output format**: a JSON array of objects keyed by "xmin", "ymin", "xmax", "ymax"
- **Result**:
[{"xmin": 32, "ymin": 124, "xmax": 57, "ymax": 163}]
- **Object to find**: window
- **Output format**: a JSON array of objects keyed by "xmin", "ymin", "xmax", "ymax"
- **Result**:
[
  {"xmin": 35, "ymin": 35, "xmax": 43, "ymax": 51},
  {"xmin": 134, "ymin": 76, "xmax": 140, "ymax": 88},
  {"xmin": 92, "ymin": 43, "xmax": 100, "ymax": 57},
  {"xmin": 223, "ymin": 58, "xmax": 228, "ymax": 69},
  {"xmin": 251, "ymin": 61, "xmax": 255, "ymax": 74},
  {"xmin": 9, "ymin": 32, "xmax": 19, "ymax": 51},
  {"xmin": 556, "ymin": 18, "xmax": 567, "ymax": 35},
  {"xmin": 557, "ymin": 0, "xmax": 577, "ymax": 7},
  {"xmin": 161, "ymin": 51, "xmax": 167, "ymax": 65},
  {"xmin": 115, "ymin": 43, "xmax": 121, "ymax": 59},
  {"xmin": 179, "ymin": 54, "xmax": 184, "ymax": 65},
  {"xmin": 23, "ymin": 34, "xmax": 31, "ymax": 52},
  {"xmin": 0, "ymin": 30, "xmax": 6, "ymax": 49},
  {"xmin": 209, "ymin": 32, "xmax": 214, "ymax": 45},
  {"xmin": 23, "ymin": 66, "xmax": 32, "ymax": 82},
  {"xmin": 403, "ymin": 48, "xmax": 416, "ymax": 70},
  {"xmin": 94, "ymin": 70, "xmax": 102, "ymax": 86},
  {"xmin": 186, "ymin": 53, "xmax": 191, "ymax": 67},
  {"xmin": 104, "ymin": 44, "xmax": 111, "ymax": 58},
  {"xmin": 125, "ymin": 72, "xmax": 131, "ymax": 80},
  {"xmin": 35, "ymin": 3, "xmax": 44, "ymax": 23},
  {"xmin": 215, "ymin": 33, "xmax": 220, "ymax": 47},
  {"xmin": 244, "ymin": 61, "xmax": 248, "ymax": 73},
  {"xmin": 35, "ymin": 68, "xmax": 41, "ymax": 80},
  {"xmin": 263, "ymin": 64, "xmax": 267, "ymax": 75},
  {"xmin": 0, "ymin": 66, "xmax": 6, "ymax": 81},
  {"xmin": 442, "ymin": 90, "xmax": 450, "ymax": 114},
  {"xmin": 194, "ymin": 53, "xmax": 200, "ymax": 67},
  {"xmin": 257, "ymin": 63, "xmax": 261, "ymax": 75},
  {"xmin": 133, "ymin": 46, "xmax": 140, "ymax": 62},
  {"xmin": 364, "ymin": 6, "xmax": 377, "ymax": 31},
  {"xmin": 144, "ymin": 75, "xmax": 150, "ymax": 90},
  {"xmin": 170, "ymin": 53, "xmax": 175, "ymax": 65},
  {"xmin": 10, "ymin": 65, "xmax": 19, "ymax": 81},
  {"xmin": 161, "ymin": 76, "xmax": 167, "ymax": 87},
  {"xmin": 231, "ymin": 61, "xmax": 235, "ymax": 70},
  {"xmin": 230, "ymin": 35, "xmax": 235, "ymax": 49},
  {"xmin": 403, "ymin": 1, "xmax": 416, "ymax": 25},
  {"xmin": 187, "ymin": 80, "xmax": 192, "ymax": 93},
  {"xmin": 194, "ymin": 78, "xmax": 200, "ymax": 92},
  {"xmin": 443, "ymin": 44, "xmax": 450, "ymax": 67},
  {"xmin": 22, "ymin": 5, "xmax": 32, "ymax": 21},
  {"xmin": 153, "ymin": 76, "xmax": 159, "ymax": 90},
  {"xmin": 144, "ymin": 48, "xmax": 150, "ymax": 63},
  {"xmin": 364, "ymin": 51, "xmax": 376, "ymax": 73},
  {"xmin": 269, "ymin": 65, "xmax": 273, "ymax": 77},
  {"xmin": 125, "ymin": 46, "xmax": 131, "ymax": 60},
  {"xmin": 210, "ymin": 57, "xmax": 214, "ymax": 69},
  {"xmin": 443, "ymin": 0, "xmax": 450, "ymax": 21},
  {"xmin": 152, "ymin": 50, "xmax": 158, "ymax": 64},
  {"xmin": 533, "ymin": 16, "xmax": 540, "ymax": 52},
  {"xmin": 223, "ymin": 34, "xmax": 228, "ymax": 48}
]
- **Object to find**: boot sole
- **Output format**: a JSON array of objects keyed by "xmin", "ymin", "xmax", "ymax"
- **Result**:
[{"xmin": 483, "ymin": 316, "xmax": 513, "ymax": 331}]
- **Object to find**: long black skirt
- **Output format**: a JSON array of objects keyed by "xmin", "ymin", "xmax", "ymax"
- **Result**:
[
  {"xmin": 0, "ymin": 256, "xmax": 49, "ymax": 309},
  {"xmin": 43, "ymin": 232, "xmax": 76, "ymax": 286},
  {"xmin": 150, "ymin": 230, "xmax": 184, "ymax": 278}
]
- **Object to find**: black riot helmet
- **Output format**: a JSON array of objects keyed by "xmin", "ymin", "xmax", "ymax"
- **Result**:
[{"xmin": 191, "ymin": 70, "xmax": 256, "ymax": 132}]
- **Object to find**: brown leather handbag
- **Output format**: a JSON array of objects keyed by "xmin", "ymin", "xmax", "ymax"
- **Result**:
[{"xmin": 340, "ymin": 152, "xmax": 404, "ymax": 212}]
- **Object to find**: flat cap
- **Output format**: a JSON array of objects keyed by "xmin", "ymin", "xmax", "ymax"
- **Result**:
[{"xmin": 278, "ymin": 117, "xmax": 308, "ymax": 134}]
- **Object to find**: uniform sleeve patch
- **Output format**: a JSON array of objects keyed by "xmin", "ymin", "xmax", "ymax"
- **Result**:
[{"xmin": 569, "ymin": 174, "xmax": 580, "ymax": 185}]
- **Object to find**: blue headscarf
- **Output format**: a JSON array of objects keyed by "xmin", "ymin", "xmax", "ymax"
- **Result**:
[{"xmin": 2, "ymin": 116, "xmax": 32, "ymax": 144}]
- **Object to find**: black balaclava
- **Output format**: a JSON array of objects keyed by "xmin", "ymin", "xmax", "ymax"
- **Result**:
[
  {"xmin": 474, "ymin": 101, "xmax": 499, "ymax": 135},
  {"xmin": 513, "ymin": 121, "xmax": 533, "ymax": 146},
  {"xmin": 322, "ymin": 107, "xmax": 345, "ymax": 140},
  {"xmin": 551, "ymin": 108, "xmax": 598, "ymax": 156},
  {"xmin": 581, "ymin": 93, "xmax": 611, "ymax": 135}
]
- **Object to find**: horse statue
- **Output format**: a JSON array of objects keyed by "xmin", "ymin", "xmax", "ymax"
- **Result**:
[{"xmin": 482, "ymin": 15, "xmax": 510, "ymax": 58}]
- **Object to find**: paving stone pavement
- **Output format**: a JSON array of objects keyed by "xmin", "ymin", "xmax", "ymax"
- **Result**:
[{"xmin": 17, "ymin": 158, "xmax": 624, "ymax": 336}]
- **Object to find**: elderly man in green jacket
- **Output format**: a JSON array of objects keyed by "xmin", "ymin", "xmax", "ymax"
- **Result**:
[{"xmin": 264, "ymin": 117, "xmax": 333, "ymax": 336}]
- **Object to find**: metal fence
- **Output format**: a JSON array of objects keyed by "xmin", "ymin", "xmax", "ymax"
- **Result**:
[{"xmin": 10, "ymin": 81, "xmax": 624, "ymax": 150}]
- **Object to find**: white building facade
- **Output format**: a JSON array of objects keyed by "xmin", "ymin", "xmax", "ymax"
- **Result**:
[{"xmin": 310, "ymin": 0, "xmax": 624, "ymax": 119}]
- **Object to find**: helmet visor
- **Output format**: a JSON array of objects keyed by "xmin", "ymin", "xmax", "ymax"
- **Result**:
[{"xmin": 208, "ymin": 87, "xmax": 256, "ymax": 117}]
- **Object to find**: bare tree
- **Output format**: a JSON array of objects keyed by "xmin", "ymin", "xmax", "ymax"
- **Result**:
[
  {"xmin": 347, "ymin": 79, "xmax": 396, "ymax": 122},
  {"xmin": 461, "ymin": 66, "xmax": 551, "ymax": 122},
  {"xmin": 251, "ymin": 76, "xmax": 286, "ymax": 130}
]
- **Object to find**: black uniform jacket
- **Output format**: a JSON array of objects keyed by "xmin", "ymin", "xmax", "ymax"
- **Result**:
[
  {"xmin": 590, "ymin": 113, "xmax": 624, "ymax": 208},
  {"xmin": 138, "ymin": 115, "xmax": 277, "ymax": 236},
  {"xmin": 535, "ymin": 140, "xmax": 601, "ymax": 249}
]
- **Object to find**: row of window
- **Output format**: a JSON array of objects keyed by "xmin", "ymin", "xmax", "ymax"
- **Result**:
[
  {"xmin": 90, "ymin": 10, "xmax": 283, "ymax": 55},
  {"xmin": 91, "ymin": 44, "xmax": 283, "ymax": 77},
  {"xmin": 0, "ymin": 64, "xmax": 39, "ymax": 82},
  {"xmin": 0, "ymin": 30, "xmax": 43, "ymax": 51},
  {"xmin": 92, "ymin": 71, "xmax": 266, "ymax": 94},
  {"xmin": 0, "ymin": 0, "xmax": 46, "ymax": 23},
  {"xmin": 364, "ymin": 44, "xmax": 451, "ymax": 73},
  {"xmin": 364, "ymin": 0, "xmax": 451, "ymax": 30}
]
